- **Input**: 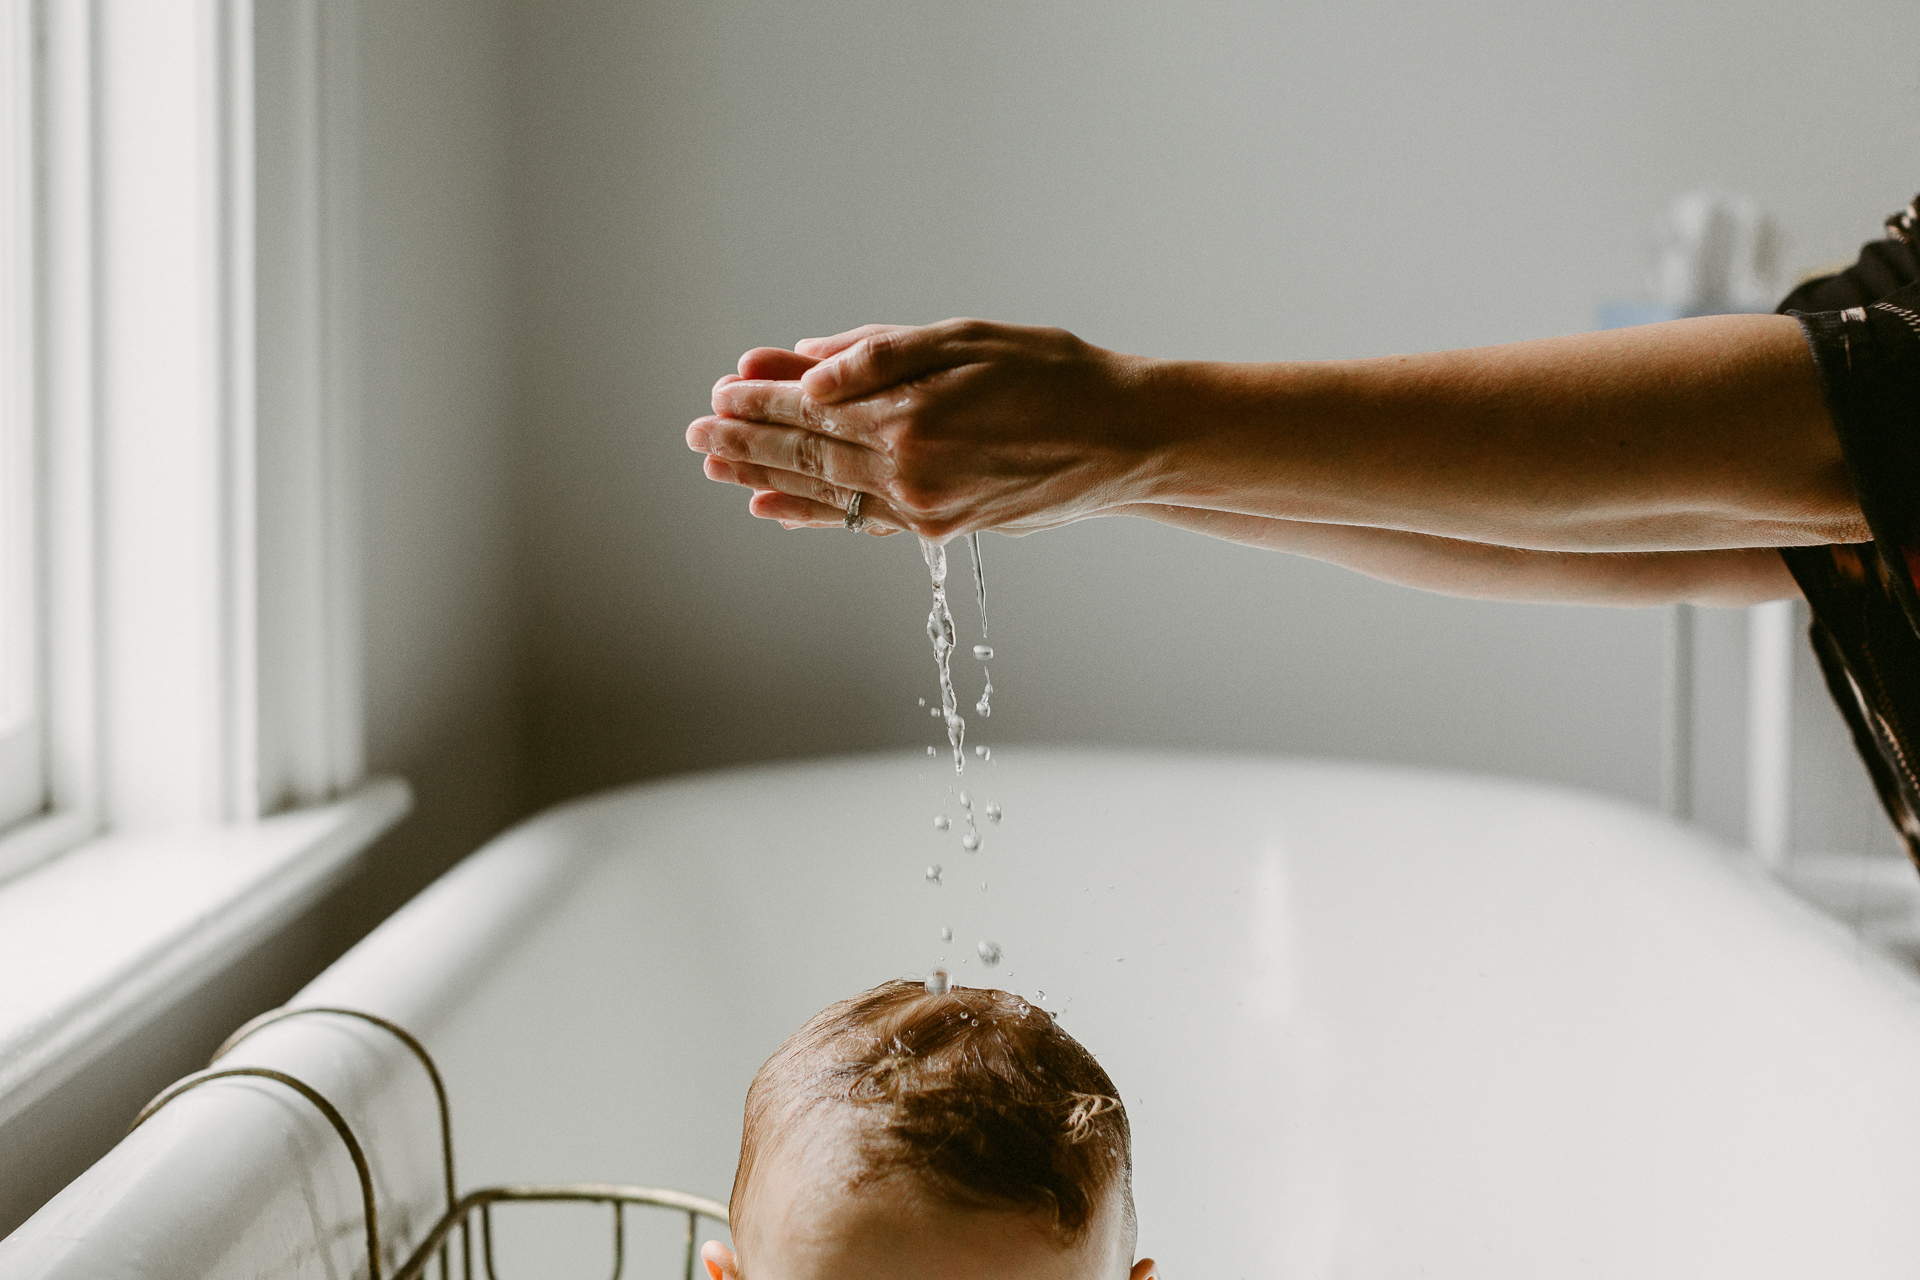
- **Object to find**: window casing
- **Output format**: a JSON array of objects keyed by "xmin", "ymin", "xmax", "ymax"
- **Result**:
[
  {"xmin": 0, "ymin": 0, "xmax": 41, "ymax": 836},
  {"xmin": 0, "ymin": 0, "xmax": 371, "ymax": 882}
]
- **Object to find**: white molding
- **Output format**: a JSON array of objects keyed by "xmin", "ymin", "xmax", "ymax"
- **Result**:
[
  {"xmin": 95, "ymin": 1, "xmax": 236, "ymax": 827},
  {"xmin": 40, "ymin": 0, "xmax": 97, "ymax": 837},
  {"xmin": 0, "ymin": 0, "xmax": 41, "ymax": 833},
  {"xmin": 218, "ymin": 0, "xmax": 259, "ymax": 822},
  {"xmin": 253, "ymin": 0, "xmax": 365, "ymax": 812},
  {"xmin": 0, "ymin": 0, "xmax": 100, "ymax": 886}
]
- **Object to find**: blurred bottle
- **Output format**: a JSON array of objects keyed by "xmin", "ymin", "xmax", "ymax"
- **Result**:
[{"xmin": 1598, "ymin": 190, "xmax": 1784, "ymax": 329}]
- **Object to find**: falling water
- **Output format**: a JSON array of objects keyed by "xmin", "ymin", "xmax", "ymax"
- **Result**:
[
  {"xmin": 921, "ymin": 537, "xmax": 966, "ymax": 773},
  {"xmin": 967, "ymin": 533, "xmax": 987, "ymax": 638},
  {"xmin": 968, "ymin": 534, "xmax": 994, "ymax": 717}
]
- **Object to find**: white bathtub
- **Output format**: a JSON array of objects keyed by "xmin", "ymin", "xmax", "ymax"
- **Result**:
[{"xmin": 9, "ymin": 749, "xmax": 1920, "ymax": 1278}]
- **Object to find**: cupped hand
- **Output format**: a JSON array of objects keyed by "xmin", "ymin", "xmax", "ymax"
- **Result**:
[
  {"xmin": 700, "ymin": 344, "xmax": 895, "ymax": 533},
  {"xmin": 686, "ymin": 319, "xmax": 1164, "ymax": 539}
]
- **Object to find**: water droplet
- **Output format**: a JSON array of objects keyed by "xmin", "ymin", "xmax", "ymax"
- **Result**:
[
  {"xmin": 929, "ymin": 706, "xmax": 941, "ymax": 717},
  {"xmin": 918, "ymin": 697, "xmax": 926, "ymax": 707},
  {"xmin": 1037, "ymin": 989, "xmax": 1046, "ymax": 1000},
  {"xmin": 925, "ymin": 968, "xmax": 951, "ymax": 996},
  {"xmin": 974, "ymin": 745, "xmax": 986, "ymax": 758},
  {"xmin": 925, "ymin": 864, "xmax": 942, "ymax": 884},
  {"xmin": 980, "ymin": 880, "xmax": 989, "ymax": 891},
  {"xmin": 977, "ymin": 940, "xmax": 1003, "ymax": 966},
  {"xmin": 959, "ymin": 792, "xmax": 972, "ymax": 808},
  {"xmin": 961, "ymin": 832, "xmax": 980, "ymax": 851},
  {"xmin": 927, "ymin": 745, "xmax": 936, "ymax": 756},
  {"xmin": 940, "ymin": 926, "xmax": 953, "ymax": 941},
  {"xmin": 982, "ymin": 748, "xmax": 992, "ymax": 761},
  {"xmin": 933, "ymin": 815, "xmax": 950, "ymax": 830},
  {"xmin": 973, "ymin": 645, "xmax": 993, "ymax": 660},
  {"xmin": 985, "ymin": 803, "xmax": 1002, "ymax": 823}
]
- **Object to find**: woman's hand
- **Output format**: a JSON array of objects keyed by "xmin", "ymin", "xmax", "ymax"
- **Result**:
[{"xmin": 686, "ymin": 320, "xmax": 1164, "ymax": 539}]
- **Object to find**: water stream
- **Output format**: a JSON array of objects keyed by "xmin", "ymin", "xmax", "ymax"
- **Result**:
[
  {"xmin": 920, "ymin": 533, "xmax": 1011, "ymax": 988},
  {"xmin": 968, "ymin": 534, "xmax": 993, "ymax": 717},
  {"xmin": 921, "ymin": 536, "xmax": 967, "ymax": 773}
]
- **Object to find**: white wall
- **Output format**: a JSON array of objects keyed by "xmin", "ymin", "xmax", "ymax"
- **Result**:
[
  {"xmin": 505, "ymin": 0, "xmax": 1920, "ymax": 826},
  {"xmin": 334, "ymin": 0, "xmax": 526, "ymax": 938}
]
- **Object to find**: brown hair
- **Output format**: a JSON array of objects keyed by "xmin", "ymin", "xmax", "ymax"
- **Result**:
[{"xmin": 730, "ymin": 979, "xmax": 1132, "ymax": 1249}]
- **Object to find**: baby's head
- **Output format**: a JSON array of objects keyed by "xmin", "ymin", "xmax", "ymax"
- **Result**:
[{"xmin": 703, "ymin": 979, "xmax": 1154, "ymax": 1280}]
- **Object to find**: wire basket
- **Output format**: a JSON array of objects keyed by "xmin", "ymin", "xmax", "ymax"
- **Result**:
[{"xmin": 128, "ymin": 1006, "xmax": 729, "ymax": 1280}]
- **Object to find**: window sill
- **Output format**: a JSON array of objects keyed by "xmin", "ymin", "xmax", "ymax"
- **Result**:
[{"xmin": 0, "ymin": 777, "xmax": 410, "ymax": 1130}]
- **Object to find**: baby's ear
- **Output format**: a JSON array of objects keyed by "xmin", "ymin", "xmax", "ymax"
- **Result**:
[
  {"xmin": 701, "ymin": 1239, "xmax": 740, "ymax": 1280},
  {"xmin": 1128, "ymin": 1258, "xmax": 1156, "ymax": 1280}
]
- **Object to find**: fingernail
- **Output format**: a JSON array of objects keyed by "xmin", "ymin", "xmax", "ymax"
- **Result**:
[
  {"xmin": 805, "ymin": 362, "xmax": 839, "ymax": 396},
  {"xmin": 687, "ymin": 424, "xmax": 711, "ymax": 451}
]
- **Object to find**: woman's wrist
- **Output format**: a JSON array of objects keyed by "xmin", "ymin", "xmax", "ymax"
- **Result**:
[{"xmin": 1106, "ymin": 353, "xmax": 1260, "ymax": 512}]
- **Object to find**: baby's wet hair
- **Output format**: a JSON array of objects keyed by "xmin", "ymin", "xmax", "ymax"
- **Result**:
[{"xmin": 731, "ymin": 979, "xmax": 1132, "ymax": 1247}]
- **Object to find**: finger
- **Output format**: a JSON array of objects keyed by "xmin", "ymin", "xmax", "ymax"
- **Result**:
[
  {"xmin": 799, "ymin": 319, "xmax": 990, "ymax": 403},
  {"xmin": 748, "ymin": 488, "xmax": 900, "ymax": 534},
  {"xmin": 794, "ymin": 323, "xmax": 912, "ymax": 361},
  {"xmin": 708, "ymin": 381, "xmax": 879, "ymax": 445},
  {"xmin": 695, "ymin": 417, "xmax": 887, "ymax": 490},
  {"xmin": 736, "ymin": 346, "xmax": 819, "ymax": 380},
  {"xmin": 705, "ymin": 454, "xmax": 879, "ymax": 516}
]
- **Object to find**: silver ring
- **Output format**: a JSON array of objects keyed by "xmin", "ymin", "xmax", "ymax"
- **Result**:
[{"xmin": 843, "ymin": 491, "xmax": 870, "ymax": 532}]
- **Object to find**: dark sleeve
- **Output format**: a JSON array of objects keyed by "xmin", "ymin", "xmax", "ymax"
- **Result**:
[{"xmin": 1775, "ymin": 195, "xmax": 1920, "ymax": 858}]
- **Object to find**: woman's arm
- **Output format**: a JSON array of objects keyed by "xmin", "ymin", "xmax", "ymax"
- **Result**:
[
  {"xmin": 688, "ymin": 314, "xmax": 1860, "ymax": 552},
  {"xmin": 1138, "ymin": 314, "xmax": 1856, "ymax": 552},
  {"xmin": 1114, "ymin": 504, "xmax": 1798, "ymax": 606}
]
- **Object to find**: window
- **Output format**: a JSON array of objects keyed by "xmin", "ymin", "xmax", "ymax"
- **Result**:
[
  {"xmin": 0, "ymin": 0, "xmax": 384, "ymax": 883},
  {"xmin": 0, "ymin": 0, "xmax": 40, "ymax": 835}
]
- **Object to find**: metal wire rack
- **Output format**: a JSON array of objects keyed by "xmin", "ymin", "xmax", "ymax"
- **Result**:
[{"xmin": 127, "ymin": 1006, "xmax": 729, "ymax": 1280}]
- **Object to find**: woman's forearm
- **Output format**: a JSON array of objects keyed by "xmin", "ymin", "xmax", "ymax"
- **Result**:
[
  {"xmin": 1118, "ymin": 503, "xmax": 1801, "ymax": 607},
  {"xmin": 1127, "ymin": 314, "xmax": 1861, "ymax": 553}
]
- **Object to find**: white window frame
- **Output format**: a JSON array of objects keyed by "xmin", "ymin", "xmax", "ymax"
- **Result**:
[
  {"xmin": 0, "ymin": 0, "xmax": 407, "ymax": 1134},
  {"xmin": 0, "ymin": 0, "xmax": 42, "ymax": 836},
  {"xmin": 0, "ymin": 0, "xmax": 381, "ymax": 885}
]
